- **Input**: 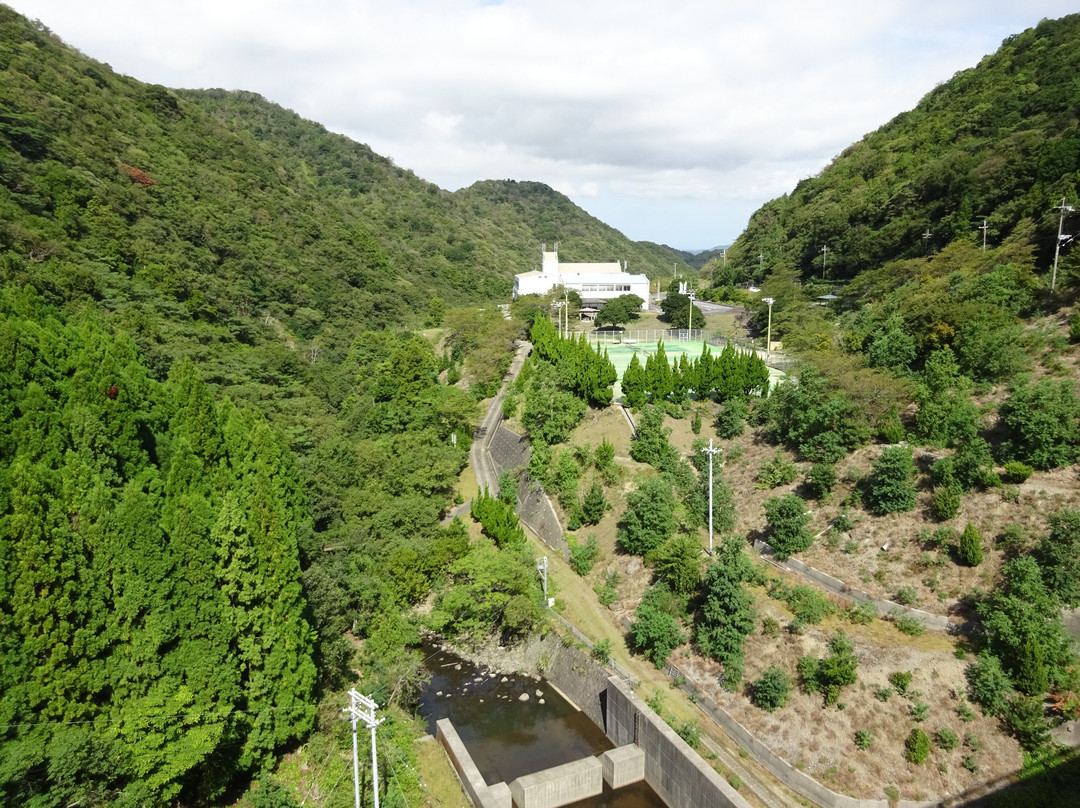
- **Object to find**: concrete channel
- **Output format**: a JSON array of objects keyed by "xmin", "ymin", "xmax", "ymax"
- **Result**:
[{"xmin": 438, "ymin": 675, "xmax": 750, "ymax": 808}]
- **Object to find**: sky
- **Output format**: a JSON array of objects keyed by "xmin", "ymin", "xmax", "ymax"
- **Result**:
[{"xmin": 9, "ymin": 1, "xmax": 1079, "ymax": 251}]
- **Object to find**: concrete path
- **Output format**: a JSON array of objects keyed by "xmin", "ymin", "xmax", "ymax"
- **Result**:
[{"xmin": 444, "ymin": 339, "xmax": 532, "ymax": 526}]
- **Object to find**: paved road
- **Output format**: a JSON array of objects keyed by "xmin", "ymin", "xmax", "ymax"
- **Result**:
[{"xmin": 649, "ymin": 292, "xmax": 742, "ymax": 317}]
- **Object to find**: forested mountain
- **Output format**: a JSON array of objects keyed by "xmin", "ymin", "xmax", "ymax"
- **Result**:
[
  {"xmin": 726, "ymin": 13, "xmax": 1080, "ymax": 284},
  {"xmin": 0, "ymin": 6, "xmax": 555, "ymax": 804}
]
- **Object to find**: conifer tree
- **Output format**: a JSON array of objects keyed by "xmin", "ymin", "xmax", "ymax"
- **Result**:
[
  {"xmin": 647, "ymin": 342, "xmax": 673, "ymax": 402},
  {"xmin": 621, "ymin": 353, "xmax": 647, "ymax": 408}
]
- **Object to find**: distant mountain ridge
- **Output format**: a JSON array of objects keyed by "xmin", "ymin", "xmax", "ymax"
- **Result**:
[{"xmin": 727, "ymin": 13, "xmax": 1080, "ymax": 284}]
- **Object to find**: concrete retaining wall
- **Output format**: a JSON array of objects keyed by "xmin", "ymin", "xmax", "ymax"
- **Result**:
[
  {"xmin": 540, "ymin": 638, "xmax": 612, "ymax": 730},
  {"xmin": 436, "ymin": 719, "xmax": 510, "ymax": 808},
  {"xmin": 754, "ymin": 540, "xmax": 954, "ymax": 631},
  {"xmin": 509, "ymin": 756, "xmax": 603, "ymax": 808},
  {"xmin": 605, "ymin": 677, "xmax": 751, "ymax": 808}
]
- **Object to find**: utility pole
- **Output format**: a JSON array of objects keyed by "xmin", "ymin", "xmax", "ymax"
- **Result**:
[
  {"xmin": 922, "ymin": 228, "xmax": 932, "ymax": 253},
  {"xmin": 978, "ymin": 218, "xmax": 989, "ymax": 252},
  {"xmin": 700, "ymin": 439, "xmax": 722, "ymax": 555},
  {"xmin": 687, "ymin": 289, "xmax": 695, "ymax": 335},
  {"xmin": 821, "ymin": 244, "xmax": 828, "ymax": 279},
  {"xmin": 763, "ymin": 297, "xmax": 775, "ymax": 358},
  {"xmin": 758, "ymin": 252, "xmax": 764, "ymax": 275},
  {"xmin": 1051, "ymin": 196, "xmax": 1075, "ymax": 293},
  {"xmin": 344, "ymin": 690, "xmax": 385, "ymax": 808}
]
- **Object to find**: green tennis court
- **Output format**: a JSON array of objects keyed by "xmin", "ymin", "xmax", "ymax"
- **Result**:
[{"xmin": 595, "ymin": 339, "xmax": 786, "ymax": 402}]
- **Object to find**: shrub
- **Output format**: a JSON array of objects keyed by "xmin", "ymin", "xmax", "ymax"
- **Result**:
[
  {"xmin": 804, "ymin": 631, "xmax": 859, "ymax": 706},
  {"xmin": 962, "ymin": 755, "xmax": 979, "ymax": 773},
  {"xmin": 630, "ymin": 600, "xmax": 686, "ymax": 669},
  {"xmin": 762, "ymin": 616, "xmax": 780, "ymax": 635},
  {"xmin": 1003, "ymin": 460, "xmax": 1034, "ymax": 483},
  {"xmin": 749, "ymin": 665, "xmax": 792, "ymax": 712},
  {"xmin": 854, "ymin": 728, "xmax": 874, "ymax": 750},
  {"xmin": 594, "ymin": 438, "xmax": 615, "ymax": 470},
  {"xmin": 931, "ymin": 483, "xmax": 963, "ymax": 520},
  {"xmin": 844, "ymin": 600, "xmax": 878, "ymax": 625},
  {"xmin": 957, "ymin": 521, "xmax": 984, "ymax": 567},
  {"xmin": 833, "ymin": 508, "xmax": 855, "ymax": 532},
  {"xmin": 894, "ymin": 614, "xmax": 926, "ymax": 637},
  {"xmin": 805, "ymin": 462, "xmax": 837, "ymax": 500},
  {"xmin": 875, "ymin": 686, "xmax": 893, "ymax": 702},
  {"xmin": 676, "ymin": 719, "xmax": 702, "ymax": 749},
  {"xmin": 964, "ymin": 732, "xmax": 981, "ymax": 751},
  {"xmin": 894, "ymin": 585, "xmax": 918, "ymax": 606},
  {"xmin": 910, "ymin": 702, "xmax": 930, "ymax": 722},
  {"xmin": 569, "ymin": 534, "xmax": 600, "ymax": 575},
  {"xmin": 1003, "ymin": 694, "xmax": 1051, "ymax": 751},
  {"xmin": 595, "ymin": 570, "xmax": 620, "ymax": 606},
  {"xmin": 934, "ymin": 728, "xmax": 960, "ymax": 750},
  {"xmin": 592, "ymin": 637, "xmax": 613, "ymax": 663},
  {"xmin": 958, "ymin": 702, "xmax": 976, "ymax": 722},
  {"xmin": 998, "ymin": 523, "xmax": 1027, "ymax": 553},
  {"xmin": 797, "ymin": 655, "xmax": 821, "ymax": 693},
  {"xmin": 781, "ymin": 584, "xmax": 836, "ymax": 624},
  {"xmin": 757, "ymin": 449, "xmax": 798, "ymax": 489},
  {"xmin": 905, "ymin": 729, "xmax": 931, "ymax": 764},
  {"xmin": 966, "ymin": 652, "xmax": 1014, "ymax": 717},
  {"xmin": 889, "ymin": 671, "xmax": 913, "ymax": 695}
]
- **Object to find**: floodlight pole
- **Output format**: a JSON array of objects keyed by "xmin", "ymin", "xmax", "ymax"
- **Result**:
[
  {"xmin": 687, "ymin": 290, "xmax": 695, "ymax": 336},
  {"xmin": 762, "ymin": 297, "xmax": 775, "ymax": 359},
  {"xmin": 700, "ymin": 439, "xmax": 722, "ymax": 554},
  {"xmin": 1051, "ymin": 196, "xmax": 1075, "ymax": 293},
  {"xmin": 344, "ymin": 690, "xmax": 385, "ymax": 808}
]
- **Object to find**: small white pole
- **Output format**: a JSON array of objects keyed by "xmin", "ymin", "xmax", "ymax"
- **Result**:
[{"xmin": 700, "ymin": 439, "xmax": 722, "ymax": 554}]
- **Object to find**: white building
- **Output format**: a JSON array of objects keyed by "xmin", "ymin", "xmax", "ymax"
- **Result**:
[{"xmin": 513, "ymin": 246, "xmax": 650, "ymax": 311}]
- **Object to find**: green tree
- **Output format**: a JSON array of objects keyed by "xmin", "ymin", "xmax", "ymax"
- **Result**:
[
  {"xmin": 867, "ymin": 446, "xmax": 917, "ymax": 515},
  {"xmin": 911, "ymin": 348, "xmax": 980, "ymax": 448},
  {"xmin": 1000, "ymin": 376, "xmax": 1080, "ymax": 470},
  {"xmin": 749, "ymin": 665, "xmax": 791, "ymax": 712},
  {"xmin": 659, "ymin": 293, "xmax": 693, "ymax": 328},
  {"xmin": 1034, "ymin": 509, "xmax": 1080, "ymax": 607},
  {"xmin": 621, "ymin": 353, "xmax": 647, "ymax": 408},
  {"xmin": 654, "ymin": 534, "xmax": 703, "ymax": 596},
  {"xmin": 630, "ymin": 405, "xmax": 678, "ymax": 469},
  {"xmin": 977, "ymin": 556, "xmax": 1074, "ymax": 696},
  {"xmin": 618, "ymin": 475, "xmax": 678, "ymax": 556},
  {"xmin": 763, "ymin": 494, "xmax": 813, "ymax": 559},
  {"xmin": 695, "ymin": 537, "xmax": 756, "ymax": 688},
  {"xmin": 630, "ymin": 584, "xmax": 686, "ymax": 668},
  {"xmin": 581, "ymin": 481, "xmax": 608, "ymax": 525},
  {"xmin": 645, "ymin": 343, "xmax": 673, "ymax": 402},
  {"xmin": 957, "ymin": 521, "xmax": 984, "ymax": 566},
  {"xmin": 815, "ymin": 631, "xmax": 859, "ymax": 706}
]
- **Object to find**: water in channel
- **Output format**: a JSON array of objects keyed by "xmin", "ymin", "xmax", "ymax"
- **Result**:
[{"xmin": 418, "ymin": 644, "xmax": 666, "ymax": 808}]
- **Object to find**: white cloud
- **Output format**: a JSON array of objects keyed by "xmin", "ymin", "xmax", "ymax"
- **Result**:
[{"xmin": 10, "ymin": 0, "xmax": 1079, "ymax": 247}]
